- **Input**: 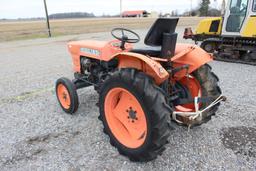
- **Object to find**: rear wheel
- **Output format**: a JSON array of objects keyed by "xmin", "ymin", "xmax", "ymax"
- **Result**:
[
  {"xmin": 175, "ymin": 64, "xmax": 221, "ymax": 125},
  {"xmin": 99, "ymin": 69, "xmax": 172, "ymax": 162},
  {"xmin": 56, "ymin": 77, "xmax": 79, "ymax": 114}
]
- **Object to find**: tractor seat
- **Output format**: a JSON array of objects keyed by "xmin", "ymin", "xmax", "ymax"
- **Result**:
[
  {"xmin": 130, "ymin": 18, "xmax": 178, "ymax": 58},
  {"xmin": 130, "ymin": 46, "xmax": 161, "ymax": 57}
]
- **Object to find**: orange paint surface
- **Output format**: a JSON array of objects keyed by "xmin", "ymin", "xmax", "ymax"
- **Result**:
[
  {"xmin": 68, "ymin": 40, "xmax": 212, "ymax": 85},
  {"xmin": 116, "ymin": 52, "xmax": 169, "ymax": 84},
  {"xmin": 104, "ymin": 87, "xmax": 147, "ymax": 149},
  {"xmin": 175, "ymin": 75, "xmax": 202, "ymax": 112},
  {"xmin": 68, "ymin": 40, "xmax": 133, "ymax": 72},
  {"xmin": 172, "ymin": 43, "xmax": 213, "ymax": 80},
  {"xmin": 57, "ymin": 84, "xmax": 71, "ymax": 109}
]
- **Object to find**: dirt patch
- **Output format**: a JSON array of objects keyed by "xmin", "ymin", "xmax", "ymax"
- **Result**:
[
  {"xmin": 0, "ymin": 130, "xmax": 82, "ymax": 167},
  {"xmin": 221, "ymin": 126, "xmax": 256, "ymax": 159}
]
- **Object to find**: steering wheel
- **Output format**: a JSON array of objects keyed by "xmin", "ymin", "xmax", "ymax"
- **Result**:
[{"xmin": 111, "ymin": 28, "xmax": 140, "ymax": 49}]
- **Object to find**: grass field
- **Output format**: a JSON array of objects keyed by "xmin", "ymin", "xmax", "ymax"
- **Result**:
[{"xmin": 0, "ymin": 17, "xmax": 203, "ymax": 42}]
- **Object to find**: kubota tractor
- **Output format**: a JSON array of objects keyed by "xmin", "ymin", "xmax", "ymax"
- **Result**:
[{"xmin": 56, "ymin": 18, "xmax": 226, "ymax": 162}]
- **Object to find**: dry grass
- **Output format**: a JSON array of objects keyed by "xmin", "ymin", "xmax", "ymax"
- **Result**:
[{"xmin": 0, "ymin": 17, "xmax": 203, "ymax": 42}]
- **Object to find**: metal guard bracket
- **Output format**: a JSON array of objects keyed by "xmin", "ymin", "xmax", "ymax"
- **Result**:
[{"xmin": 172, "ymin": 95, "xmax": 226, "ymax": 125}]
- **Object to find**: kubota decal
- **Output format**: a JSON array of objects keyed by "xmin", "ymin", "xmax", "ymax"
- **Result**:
[{"xmin": 80, "ymin": 47, "xmax": 101, "ymax": 56}]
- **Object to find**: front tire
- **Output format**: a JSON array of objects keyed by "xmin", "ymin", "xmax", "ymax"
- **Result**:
[
  {"xmin": 56, "ymin": 77, "xmax": 79, "ymax": 114},
  {"xmin": 99, "ymin": 69, "xmax": 172, "ymax": 162}
]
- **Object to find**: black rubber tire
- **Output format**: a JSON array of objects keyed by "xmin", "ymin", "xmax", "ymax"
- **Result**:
[
  {"xmin": 99, "ymin": 69, "xmax": 172, "ymax": 162},
  {"xmin": 56, "ymin": 77, "xmax": 79, "ymax": 114},
  {"xmin": 192, "ymin": 64, "xmax": 222, "ymax": 125}
]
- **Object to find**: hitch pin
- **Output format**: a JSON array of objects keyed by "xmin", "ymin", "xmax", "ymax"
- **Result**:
[{"xmin": 187, "ymin": 95, "xmax": 226, "ymax": 132}]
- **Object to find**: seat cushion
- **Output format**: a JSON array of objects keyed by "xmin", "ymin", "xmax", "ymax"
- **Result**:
[{"xmin": 130, "ymin": 46, "xmax": 161, "ymax": 57}]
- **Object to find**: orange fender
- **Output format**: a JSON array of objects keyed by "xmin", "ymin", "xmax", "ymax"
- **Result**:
[
  {"xmin": 115, "ymin": 52, "xmax": 169, "ymax": 85},
  {"xmin": 171, "ymin": 43, "xmax": 213, "ymax": 80}
]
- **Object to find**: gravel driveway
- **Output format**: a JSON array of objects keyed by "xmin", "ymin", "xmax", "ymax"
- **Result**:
[{"xmin": 0, "ymin": 27, "xmax": 255, "ymax": 171}]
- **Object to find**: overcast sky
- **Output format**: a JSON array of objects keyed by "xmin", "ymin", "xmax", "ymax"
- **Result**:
[{"xmin": 0, "ymin": 0, "xmax": 223, "ymax": 19}]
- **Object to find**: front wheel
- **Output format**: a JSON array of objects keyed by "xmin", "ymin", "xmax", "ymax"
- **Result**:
[
  {"xmin": 99, "ymin": 69, "xmax": 172, "ymax": 162},
  {"xmin": 56, "ymin": 77, "xmax": 79, "ymax": 114}
]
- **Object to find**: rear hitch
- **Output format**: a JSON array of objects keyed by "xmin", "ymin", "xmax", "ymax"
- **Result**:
[{"xmin": 172, "ymin": 95, "xmax": 227, "ymax": 128}]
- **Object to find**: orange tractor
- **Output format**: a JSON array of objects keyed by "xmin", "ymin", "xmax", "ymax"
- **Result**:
[{"xmin": 56, "ymin": 18, "xmax": 225, "ymax": 161}]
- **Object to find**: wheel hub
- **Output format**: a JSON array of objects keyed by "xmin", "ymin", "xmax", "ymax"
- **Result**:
[
  {"xmin": 57, "ymin": 84, "xmax": 71, "ymax": 109},
  {"xmin": 63, "ymin": 93, "xmax": 67, "ymax": 100},
  {"xmin": 127, "ymin": 107, "xmax": 138, "ymax": 122}
]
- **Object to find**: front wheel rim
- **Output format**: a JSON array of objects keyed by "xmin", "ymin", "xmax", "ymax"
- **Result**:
[
  {"xmin": 104, "ymin": 87, "xmax": 147, "ymax": 149},
  {"xmin": 57, "ymin": 84, "xmax": 71, "ymax": 109}
]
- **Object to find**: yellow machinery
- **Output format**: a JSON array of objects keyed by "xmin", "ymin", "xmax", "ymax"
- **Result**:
[{"xmin": 184, "ymin": 0, "xmax": 256, "ymax": 65}]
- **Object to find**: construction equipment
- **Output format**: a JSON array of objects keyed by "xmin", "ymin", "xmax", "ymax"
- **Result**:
[
  {"xmin": 184, "ymin": 0, "xmax": 256, "ymax": 65},
  {"xmin": 56, "ymin": 18, "xmax": 225, "ymax": 162}
]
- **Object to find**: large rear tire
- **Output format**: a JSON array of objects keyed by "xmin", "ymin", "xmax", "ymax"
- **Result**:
[
  {"xmin": 193, "ymin": 64, "xmax": 222, "ymax": 124},
  {"xmin": 175, "ymin": 64, "xmax": 221, "ymax": 126},
  {"xmin": 99, "ymin": 69, "xmax": 172, "ymax": 162}
]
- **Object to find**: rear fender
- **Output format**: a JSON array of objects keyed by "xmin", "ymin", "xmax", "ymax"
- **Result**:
[
  {"xmin": 115, "ymin": 52, "xmax": 169, "ymax": 85},
  {"xmin": 172, "ymin": 44, "xmax": 213, "ymax": 80}
]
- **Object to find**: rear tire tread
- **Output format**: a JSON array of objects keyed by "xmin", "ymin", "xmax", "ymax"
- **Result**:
[
  {"xmin": 99, "ymin": 68, "xmax": 172, "ymax": 162},
  {"xmin": 192, "ymin": 64, "xmax": 221, "ymax": 125}
]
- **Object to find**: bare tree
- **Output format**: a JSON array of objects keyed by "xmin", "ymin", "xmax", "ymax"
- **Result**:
[
  {"xmin": 221, "ymin": 0, "xmax": 226, "ymax": 15},
  {"xmin": 199, "ymin": 0, "xmax": 210, "ymax": 16}
]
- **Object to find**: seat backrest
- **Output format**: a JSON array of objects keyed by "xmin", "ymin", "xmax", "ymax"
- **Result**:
[{"xmin": 144, "ymin": 18, "xmax": 179, "ymax": 47}]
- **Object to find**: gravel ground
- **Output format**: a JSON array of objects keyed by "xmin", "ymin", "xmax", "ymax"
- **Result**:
[{"xmin": 0, "ymin": 26, "xmax": 255, "ymax": 171}]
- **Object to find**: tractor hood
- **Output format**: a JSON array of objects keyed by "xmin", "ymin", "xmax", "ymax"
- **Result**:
[{"xmin": 68, "ymin": 40, "xmax": 132, "ymax": 61}]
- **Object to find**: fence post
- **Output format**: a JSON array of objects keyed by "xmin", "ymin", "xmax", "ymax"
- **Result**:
[{"xmin": 43, "ymin": 0, "xmax": 51, "ymax": 37}]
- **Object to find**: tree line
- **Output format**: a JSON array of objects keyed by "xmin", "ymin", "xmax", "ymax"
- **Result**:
[{"xmin": 48, "ymin": 12, "xmax": 95, "ymax": 19}]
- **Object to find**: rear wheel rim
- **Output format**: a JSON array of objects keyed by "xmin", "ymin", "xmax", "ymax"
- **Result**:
[
  {"xmin": 104, "ymin": 87, "xmax": 147, "ymax": 149},
  {"xmin": 175, "ymin": 76, "xmax": 202, "ymax": 112},
  {"xmin": 57, "ymin": 84, "xmax": 71, "ymax": 109}
]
